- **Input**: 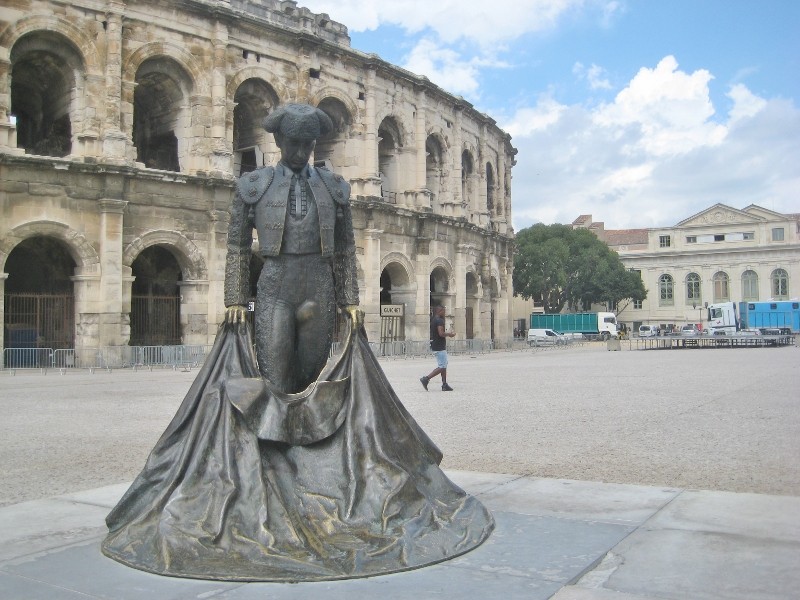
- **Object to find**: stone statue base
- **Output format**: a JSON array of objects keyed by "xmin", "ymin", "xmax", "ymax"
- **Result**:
[{"xmin": 102, "ymin": 323, "xmax": 493, "ymax": 581}]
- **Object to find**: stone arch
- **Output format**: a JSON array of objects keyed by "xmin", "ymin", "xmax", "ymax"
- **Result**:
[
  {"xmin": 0, "ymin": 14, "xmax": 101, "ymax": 72},
  {"xmin": 315, "ymin": 94, "xmax": 356, "ymax": 172},
  {"xmin": 375, "ymin": 111, "xmax": 410, "ymax": 147},
  {"xmin": 380, "ymin": 252, "xmax": 415, "ymax": 288},
  {"xmin": 123, "ymin": 230, "xmax": 207, "ymax": 281},
  {"xmin": 0, "ymin": 220, "xmax": 99, "ymax": 273},
  {"xmin": 428, "ymin": 257, "xmax": 454, "ymax": 287},
  {"xmin": 226, "ymin": 66, "xmax": 289, "ymax": 105},
  {"xmin": 311, "ymin": 88, "xmax": 360, "ymax": 125},
  {"xmin": 122, "ymin": 42, "xmax": 208, "ymax": 95},
  {"xmin": 231, "ymin": 77, "xmax": 280, "ymax": 175}
]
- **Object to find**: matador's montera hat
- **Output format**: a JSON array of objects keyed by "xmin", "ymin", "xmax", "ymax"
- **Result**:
[{"xmin": 263, "ymin": 103, "xmax": 334, "ymax": 140}]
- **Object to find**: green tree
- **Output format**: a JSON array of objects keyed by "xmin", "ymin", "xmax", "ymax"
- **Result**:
[{"xmin": 513, "ymin": 224, "xmax": 647, "ymax": 313}]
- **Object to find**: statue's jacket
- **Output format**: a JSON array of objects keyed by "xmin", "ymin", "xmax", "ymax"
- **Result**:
[{"xmin": 224, "ymin": 162, "xmax": 359, "ymax": 308}]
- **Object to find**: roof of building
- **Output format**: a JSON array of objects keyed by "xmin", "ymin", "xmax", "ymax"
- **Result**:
[{"xmin": 603, "ymin": 229, "xmax": 649, "ymax": 246}]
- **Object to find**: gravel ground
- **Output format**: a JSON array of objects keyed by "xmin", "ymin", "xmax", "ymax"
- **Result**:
[{"xmin": 1, "ymin": 342, "xmax": 798, "ymax": 507}]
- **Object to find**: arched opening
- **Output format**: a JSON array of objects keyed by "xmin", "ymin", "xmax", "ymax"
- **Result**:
[
  {"xmin": 233, "ymin": 78, "xmax": 278, "ymax": 176},
  {"xmin": 465, "ymin": 271, "xmax": 479, "ymax": 339},
  {"xmin": 771, "ymin": 268, "xmax": 789, "ymax": 300},
  {"xmin": 378, "ymin": 117, "xmax": 402, "ymax": 202},
  {"xmin": 3, "ymin": 236, "xmax": 76, "ymax": 352},
  {"xmin": 486, "ymin": 162, "xmax": 495, "ymax": 213},
  {"xmin": 659, "ymin": 274, "xmax": 674, "ymax": 306},
  {"xmin": 379, "ymin": 262, "xmax": 410, "ymax": 343},
  {"xmin": 712, "ymin": 271, "xmax": 730, "ymax": 302},
  {"xmin": 10, "ymin": 31, "xmax": 80, "ymax": 157},
  {"xmin": 130, "ymin": 246, "xmax": 182, "ymax": 345},
  {"xmin": 133, "ymin": 58, "xmax": 191, "ymax": 171},
  {"xmin": 315, "ymin": 98, "xmax": 351, "ymax": 171},
  {"xmin": 686, "ymin": 272, "xmax": 702, "ymax": 305},
  {"xmin": 425, "ymin": 135, "xmax": 444, "ymax": 207},
  {"xmin": 461, "ymin": 150, "xmax": 474, "ymax": 210},
  {"xmin": 742, "ymin": 270, "xmax": 759, "ymax": 301},
  {"xmin": 429, "ymin": 266, "xmax": 449, "ymax": 309}
]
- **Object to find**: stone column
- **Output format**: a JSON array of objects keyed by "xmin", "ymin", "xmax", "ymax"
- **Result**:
[
  {"xmin": 414, "ymin": 89, "xmax": 428, "ymax": 209},
  {"xmin": 452, "ymin": 105, "xmax": 464, "ymax": 219},
  {"xmin": 97, "ymin": 198, "xmax": 128, "ymax": 347},
  {"xmin": 210, "ymin": 21, "xmax": 232, "ymax": 175},
  {"xmin": 0, "ymin": 273, "xmax": 6, "ymax": 352},
  {"xmin": 454, "ymin": 243, "xmax": 470, "ymax": 338},
  {"xmin": 0, "ymin": 56, "xmax": 20, "ymax": 153},
  {"xmin": 362, "ymin": 228, "xmax": 383, "ymax": 340},
  {"xmin": 102, "ymin": 4, "xmax": 128, "ymax": 161}
]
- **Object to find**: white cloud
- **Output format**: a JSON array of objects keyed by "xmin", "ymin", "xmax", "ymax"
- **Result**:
[
  {"xmin": 504, "ymin": 57, "xmax": 799, "ymax": 230},
  {"xmin": 300, "ymin": 0, "xmax": 602, "ymax": 45},
  {"xmin": 400, "ymin": 38, "xmax": 509, "ymax": 97},
  {"xmin": 573, "ymin": 62, "xmax": 612, "ymax": 90}
]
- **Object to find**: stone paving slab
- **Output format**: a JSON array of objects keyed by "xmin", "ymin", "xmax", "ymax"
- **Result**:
[{"xmin": 0, "ymin": 472, "xmax": 797, "ymax": 599}]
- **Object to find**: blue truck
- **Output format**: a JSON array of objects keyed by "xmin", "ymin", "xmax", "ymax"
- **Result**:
[{"xmin": 707, "ymin": 301, "xmax": 800, "ymax": 335}]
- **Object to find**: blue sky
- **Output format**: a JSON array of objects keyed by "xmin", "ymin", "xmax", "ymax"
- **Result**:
[{"xmin": 300, "ymin": 0, "xmax": 799, "ymax": 229}]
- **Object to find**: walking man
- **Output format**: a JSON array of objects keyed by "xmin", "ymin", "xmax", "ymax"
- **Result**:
[{"xmin": 420, "ymin": 305, "xmax": 456, "ymax": 391}]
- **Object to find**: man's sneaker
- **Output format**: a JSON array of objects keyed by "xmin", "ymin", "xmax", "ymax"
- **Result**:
[
  {"xmin": 420, "ymin": 376, "xmax": 430, "ymax": 391},
  {"xmin": 441, "ymin": 383, "xmax": 454, "ymax": 391}
]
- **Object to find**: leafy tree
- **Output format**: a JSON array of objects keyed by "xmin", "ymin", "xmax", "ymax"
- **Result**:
[{"xmin": 513, "ymin": 223, "xmax": 647, "ymax": 313}]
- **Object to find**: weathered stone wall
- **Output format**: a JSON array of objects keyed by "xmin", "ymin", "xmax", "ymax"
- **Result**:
[{"xmin": 0, "ymin": 0, "xmax": 516, "ymax": 349}]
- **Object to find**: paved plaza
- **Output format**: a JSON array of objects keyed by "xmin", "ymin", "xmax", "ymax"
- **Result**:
[{"xmin": 1, "ymin": 342, "xmax": 798, "ymax": 598}]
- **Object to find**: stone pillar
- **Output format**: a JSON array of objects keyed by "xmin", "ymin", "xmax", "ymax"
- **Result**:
[
  {"xmin": 0, "ymin": 273, "xmax": 6, "ymax": 353},
  {"xmin": 414, "ymin": 90, "xmax": 428, "ymax": 209},
  {"xmin": 96, "ymin": 198, "xmax": 128, "ymax": 346},
  {"xmin": 210, "ymin": 22, "xmax": 232, "ymax": 175},
  {"xmin": 179, "ymin": 280, "xmax": 210, "ymax": 346},
  {"xmin": 454, "ymin": 243, "xmax": 470, "ymax": 338},
  {"xmin": 363, "ymin": 67, "xmax": 380, "ymax": 198},
  {"xmin": 0, "ymin": 56, "xmax": 21, "ymax": 153},
  {"xmin": 207, "ymin": 208, "xmax": 229, "ymax": 339},
  {"xmin": 102, "ymin": 5, "xmax": 128, "ymax": 162},
  {"xmin": 452, "ymin": 105, "xmax": 464, "ymax": 219},
  {"xmin": 362, "ymin": 228, "xmax": 383, "ymax": 340}
]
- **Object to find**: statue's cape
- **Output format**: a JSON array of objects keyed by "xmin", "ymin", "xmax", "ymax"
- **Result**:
[{"xmin": 101, "ymin": 323, "xmax": 493, "ymax": 582}]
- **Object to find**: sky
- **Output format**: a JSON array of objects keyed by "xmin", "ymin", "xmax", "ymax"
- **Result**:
[{"xmin": 299, "ymin": 0, "xmax": 799, "ymax": 230}]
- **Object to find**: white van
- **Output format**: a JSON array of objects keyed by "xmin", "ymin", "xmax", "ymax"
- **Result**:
[
  {"xmin": 527, "ymin": 328, "xmax": 563, "ymax": 346},
  {"xmin": 638, "ymin": 324, "xmax": 658, "ymax": 337}
]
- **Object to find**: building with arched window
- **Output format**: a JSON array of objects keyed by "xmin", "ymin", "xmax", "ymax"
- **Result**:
[
  {"xmin": 0, "ymin": 0, "xmax": 517, "ymax": 353},
  {"xmin": 571, "ymin": 204, "xmax": 800, "ymax": 332}
]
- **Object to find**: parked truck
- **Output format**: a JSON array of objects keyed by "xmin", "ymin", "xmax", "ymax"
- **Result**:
[
  {"xmin": 707, "ymin": 301, "xmax": 800, "ymax": 335},
  {"xmin": 529, "ymin": 311, "xmax": 618, "ymax": 340}
]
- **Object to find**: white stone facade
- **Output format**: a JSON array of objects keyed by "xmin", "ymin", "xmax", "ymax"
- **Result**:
[
  {"xmin": 0, "ymin": 0, "xmax": 517, "ymax": 351},
  {"xmin": 593, "ymin": 204, "xmax": 800, "ymax": 331}
]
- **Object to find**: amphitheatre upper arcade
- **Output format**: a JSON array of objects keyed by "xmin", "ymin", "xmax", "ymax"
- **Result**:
[{"xmin": 0, "ymin": 0, "xmax": 516, "ymax": 352}]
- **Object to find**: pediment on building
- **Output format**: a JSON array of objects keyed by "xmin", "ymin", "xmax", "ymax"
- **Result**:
[
  {"xmin": 741, "ymin": 204, "xmax": 791, "ymax": 221},
  {"xmin": 676, "ymin": 203, "xmax": 764, "ymax": 228}
]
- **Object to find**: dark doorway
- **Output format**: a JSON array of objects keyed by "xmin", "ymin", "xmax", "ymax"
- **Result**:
[
  {"xmin": 3, "ymin": 236, "xmax": 76, "ymax": 349},
  {"xmin": 130, "ymin": 246, "xmax": 182, "ymax": 346}
]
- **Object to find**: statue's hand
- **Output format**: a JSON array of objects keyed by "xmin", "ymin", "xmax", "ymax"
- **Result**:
[
  {"xmin": 343, "ymin": 305, "xmax": 364, "ymax": 331},
  {"xmin": 225, "ymin": 305, "xmax": 248, "ymax": 324}
]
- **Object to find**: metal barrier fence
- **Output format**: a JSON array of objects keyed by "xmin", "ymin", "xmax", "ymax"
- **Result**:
[
  {"xmin": 2, "ymin": 335, "xmax": 589, "ymax": 373},
  {"xmin": 2, "ymin": 344, "xmax": 213, "ymax": 373}
]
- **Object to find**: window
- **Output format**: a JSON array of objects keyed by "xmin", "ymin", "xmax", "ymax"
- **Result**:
[
  {"xmin": 772, "ymin": 228, "xmax": 785, "ymax": 241},
  {"xmin": 771, "ymin": 268, "xmax": 789, "ymax": 299},
  {"xmin": 659, "ymin": 274, "xmax": 674, "ymax": 306},
  {"xmin": 712, "ymin": 271, "xmax": 730, "ymax": 302},
  {"xmin": 686, "ymin": 236, "xmax": 697, "ymax": 243},
  {"xmin": 743, "ymin": 232, "xmax": 754, "ymax": 240},
  {"xmin": 713, "ymin": 234, "xmax": 725, "ymax": 242},
  {"xmin": 633, "ymin": 300, "xmax": 643, "ymax": 309},
  {"xmin": 686, "ymin": 273, "xmax": 702, "ymax": 304},
  {"xmin": 741, "ymin": 270, "xmax": 759, "ymax": 301},
  {"xmin": 659, "ymin": 235, "xmax": 671, "ymax": 248}
]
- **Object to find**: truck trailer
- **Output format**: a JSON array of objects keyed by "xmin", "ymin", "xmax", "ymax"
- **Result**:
[
  {"xmin": 529, "ymin": 312, "xmax": 618, "ymax": 340},
  {"xmin": 707, "ymin": 301, "xmax": 800, "ymax": 335}
]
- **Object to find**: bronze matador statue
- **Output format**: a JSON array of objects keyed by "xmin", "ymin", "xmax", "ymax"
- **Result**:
[
  {"xmin": 224, "ymin": 103, "xmax": 361, "ymax": 393},
  {"xmin": 101, "ymin": 104, "xmax": 493, "ymax": 582}
]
